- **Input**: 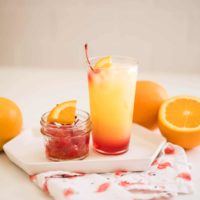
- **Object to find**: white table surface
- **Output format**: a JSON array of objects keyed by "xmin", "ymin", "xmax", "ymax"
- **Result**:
[{"xmin": 0, "ymin": 67, "xmax": 200, "ymax": 200}]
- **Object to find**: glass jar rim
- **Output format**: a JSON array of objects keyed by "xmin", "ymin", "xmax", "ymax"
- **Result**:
[{"xmin": 40, "ymin": 109, "xmax": 91, "ymax": 130}]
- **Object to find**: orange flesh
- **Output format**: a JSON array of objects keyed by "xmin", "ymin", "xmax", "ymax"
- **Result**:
[
  {"xmin": 48, "ymin": 100, "xmax": 76, "ymax": 124},
  {"xmin": 56, "ymin": 106, "xmax": 76, "ymax": 124},
  {"xmin": 166, "ymin": 99, "xmax": 200, "ymax": 128},
  {"xmin": 94, "ymin": 56, "xmax": 112, "ymax": 68}
]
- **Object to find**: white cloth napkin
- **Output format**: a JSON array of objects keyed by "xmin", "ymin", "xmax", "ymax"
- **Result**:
[{"xmin": 30, "ymin": 143, "xmax": 193, "ymax": 200}]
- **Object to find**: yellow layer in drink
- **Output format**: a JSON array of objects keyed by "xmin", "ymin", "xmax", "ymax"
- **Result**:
[{"xmin": 88, "ymin": 59, "xmax": 137, "ymax": 154}]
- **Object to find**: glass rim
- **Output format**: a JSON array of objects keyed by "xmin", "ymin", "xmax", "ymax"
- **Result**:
[
  {"xmin": 40, "ymin": 109, "xmax": 91, "ymax": 130},
  {"xmin": 89, "ymin": 55, "xmax": 138, "ymax": 65}
]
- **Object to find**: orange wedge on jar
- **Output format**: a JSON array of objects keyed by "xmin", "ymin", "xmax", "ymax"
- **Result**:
[
  {"xmin": 158, "ymin": 96, "xmax": 200, "ymax": 149},
  {"xmin": 94, "ymin": 56, "xmax": 112, "ymax": 69},
  {"xmin": 48, "ymin": 100, "xmax": 77, "ymax": 125}
]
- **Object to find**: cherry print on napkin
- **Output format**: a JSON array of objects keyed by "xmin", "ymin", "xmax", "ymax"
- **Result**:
[
  {"xmin": 119, "ymin": 181, "xmax": 132, "ymax": 187},
  {"xmin": 151, "ymin": 159, "xmax": 158, "ymax": 166},
  {"xmin": 96, "ymin": 182, "xmax": 110, "ymax": 192},
  {"xmin": 177, "ymin": 172, "xmax": 192, "ymax": 181},
  {"xmin": 43, "ymin": 178, "xmax": 49, "ymax": 193},
  {"xmin": 31, "ymin": 143, "xmax": 194, "ymax": 200},
  {"xmin": 63, "ymin": 188, "xmax": 75, "ymax": 197},
  {"xmin": 157, "ymin": 162, "xmax": 172, "ymax": 170},
  {"xmin": 164, "ymin": 144, "xmax": 175, "ymax": 155},
  {"xmin": 115, "ymin": 170, "xmax": 128, "ymax": 176}
]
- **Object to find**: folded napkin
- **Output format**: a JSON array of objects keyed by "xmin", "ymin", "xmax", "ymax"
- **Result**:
[{"xmin": 30, "ymin": 143, "xmax": 193, "ymax": 200}]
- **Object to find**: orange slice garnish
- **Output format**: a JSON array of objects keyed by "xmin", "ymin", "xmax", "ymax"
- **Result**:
[
  {"xmin": 94, "ymin": 56, "xmax": 112, "ymax": 69},
  {"xmin": 47, "ymin": 100, "xmax": 77, "ymax": 125},
  {"xmin": 158, "ymin": 96, "xmax": 200, "ymax": 149}
]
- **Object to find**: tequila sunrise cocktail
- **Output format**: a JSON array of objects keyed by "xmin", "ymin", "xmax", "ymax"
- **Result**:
[{"xmin": 88, "ymin": 56, "xmax": 138, "ymax": 155}]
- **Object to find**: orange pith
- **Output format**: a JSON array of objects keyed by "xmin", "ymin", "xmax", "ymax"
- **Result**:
[
  {"xmin": 158, "ymin": 96, "xmax": 200, "ymax": 149},
  {"xmin": 47, "ymin": 100, "xmax": 77, "ymax": 125}
]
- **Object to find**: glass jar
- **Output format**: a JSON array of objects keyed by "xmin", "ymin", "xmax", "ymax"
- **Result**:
[{"xmin": 40, "ymin": 110, "xmax": 91, "ymax": 161}]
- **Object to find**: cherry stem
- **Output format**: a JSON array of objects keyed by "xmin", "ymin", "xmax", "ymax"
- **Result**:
[{"xmin": 84, "ymin": 43, "xmax": 93, "ymax": 71}]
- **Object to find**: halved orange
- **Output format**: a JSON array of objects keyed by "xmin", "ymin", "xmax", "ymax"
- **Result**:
[
  {"xmin": 94, "ymin": 56, "xmax": 112, "ymax": 68},
  {"xmin": 47, "ymin": 100, "xmax": 77, "ymax": 125},
  {"xmin": 158, "ymin": 96, "xmax": 200, "ymax": 149}
]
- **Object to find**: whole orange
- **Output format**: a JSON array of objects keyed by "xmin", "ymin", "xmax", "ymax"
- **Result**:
[
  {"xmin": 133, "ymin": 80, "xmax": 168, "ymax": 130},
  {"xmin": 0, "ymin": 97, "xmax": 23, "ymax": 151}
]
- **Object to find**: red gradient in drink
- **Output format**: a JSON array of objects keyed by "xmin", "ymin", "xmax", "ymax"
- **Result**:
[
  {"xmin": 93, "ymin": 136, "xmax": 130, "ymax": 155},
  {"xmin": 91, "ymin": 124, "xmax": 131, "ymax": 155}
]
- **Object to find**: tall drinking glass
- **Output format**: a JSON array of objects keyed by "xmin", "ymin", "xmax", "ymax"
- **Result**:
[{"xmin": 88, "ymin": 56, "xmax": 138, "ymax": 155}]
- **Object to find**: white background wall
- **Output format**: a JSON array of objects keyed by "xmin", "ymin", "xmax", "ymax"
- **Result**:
[{"xmin": 0, "ymin": 0, "xmax": 200, "ymax": 73}]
